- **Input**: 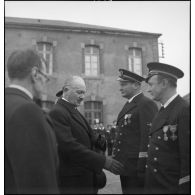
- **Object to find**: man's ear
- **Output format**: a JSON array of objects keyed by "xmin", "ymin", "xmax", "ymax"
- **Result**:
[
  {"xmin": 31, "ymin": 67, "xmax": 38, "ymax": 83},
  {"xmin": 62, "ymin": 86, "xmax": 69, "ymax": 92},
  {"xmin": 161, "ymin": 78, "xmax": 169, "ymax": 88},
  {"xmin": 132, "ymin": 82, "xmax": 140, "ymax": 89}
]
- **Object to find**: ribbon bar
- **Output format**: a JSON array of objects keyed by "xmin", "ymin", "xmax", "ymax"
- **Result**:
[{"xmin": 139, "ymin": 152, "xmax": 148, "ymax": 158}]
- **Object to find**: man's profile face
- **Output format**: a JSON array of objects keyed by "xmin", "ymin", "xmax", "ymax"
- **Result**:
[
  {"xmin": 147, "ymin": 75, "xmax": 163, "ymax": 102},
  {"xmin": 67, "ymin": 83, "xmax": 86, "ymax": 107},
  {"xmin": 119, "ymin": 81, "xmax": 135, "ymax": 99}
]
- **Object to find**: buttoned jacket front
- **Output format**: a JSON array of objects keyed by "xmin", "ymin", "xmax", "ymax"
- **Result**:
[
  {"xmin": 113, "ymin": 93, "xmax": 158, "ymax": 176},
  {"xmin": 144, "ymin": 95, "xmax": 190, "ymax": 194}
]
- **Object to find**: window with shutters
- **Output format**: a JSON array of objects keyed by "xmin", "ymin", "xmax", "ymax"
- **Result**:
[
  {"xmin": 84, "ymin": 45, "xmax": 100, "ymax": 76},
  {"xmin": 36, "ymin": 42, "xmax": 53, "ymax": 75},
  {"xmin": 84, "ymin": 101, "xmax": 103, "ymax": 125},
  {"xmin": 128, "ymin": 48, "xmax": 143, "ymax": 76}
]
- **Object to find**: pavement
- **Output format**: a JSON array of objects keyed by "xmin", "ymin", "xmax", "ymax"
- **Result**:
[{"xmin": 98, "ymin": 169, "xmax": 122, "ymax": 194}]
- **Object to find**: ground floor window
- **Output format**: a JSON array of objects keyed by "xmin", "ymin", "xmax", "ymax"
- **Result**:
[{"xmin": 84, "ymin": 101, "xmax": 103, "ymax": 125}]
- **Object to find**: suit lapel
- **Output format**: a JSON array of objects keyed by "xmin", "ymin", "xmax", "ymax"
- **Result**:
[
  {"xmin": 149, "ymin": 95, "xmax": 181, "ymax": 134},
  {"xmin": 117, "ymin": 101, "xmax": 136, "ymax": 122},
  {"xmin": 117, "ymin": 93, "xmax": 143, "ymax": 122},
  {"xmin": 71, "ymin": 110, "xmax": 91, "ymax": 134},
  {"xmin": 58, "ymin": 99, "xmax": 91, "ymax": 135},
  {"xmin": 149, "ymin": 112, "xmax": 168, "ymax": 134}
]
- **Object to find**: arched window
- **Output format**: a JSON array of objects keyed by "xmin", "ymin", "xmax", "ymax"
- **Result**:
[{"xmin": 128, "ymin": 48, "xmax": 142, "ymax": 76}]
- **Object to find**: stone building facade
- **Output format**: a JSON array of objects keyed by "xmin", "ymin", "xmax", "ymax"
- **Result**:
[{"xmin": 5, "ymin": 17, "xmax": 161, "ymax": 126}]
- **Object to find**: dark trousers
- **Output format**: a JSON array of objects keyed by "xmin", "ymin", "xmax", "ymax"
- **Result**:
[{"xmin": 120, "ymin": 175, "xmax": 144, "ymax": 194}]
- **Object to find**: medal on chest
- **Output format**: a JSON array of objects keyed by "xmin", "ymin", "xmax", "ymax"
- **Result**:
[
  {"xmin": 123, "ymin": 114, "xmax": 132, "ymax": 126},
  {"xmin": 162, "ymin": 124, "xmax": 178, "ymax": 141},
  {"xmin": 163, "ymin": 125, "xmax": 169, "ymax": 141},
  {"xmin": 169, "ymin": 125, "xmax": 177, "ymax": 141}
]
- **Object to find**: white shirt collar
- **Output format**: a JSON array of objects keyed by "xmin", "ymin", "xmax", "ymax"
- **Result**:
[
  {"xmin": 9, "ymin": 84, "xmax": 33, "ymax": 99},
  {"xmin": 128, "ymin": 92, "xmax": 142, "ymax": 103},
  {"xmin": 61, "ymin": 97, "xmax": 78, "ymax": 109},
  {"xmin": 162, "ymin": 93, "xmax": 178, "ymax": 108},
  {"xmin": 61, "ymin": 97, "xmax": 69, "ymax": 103}
]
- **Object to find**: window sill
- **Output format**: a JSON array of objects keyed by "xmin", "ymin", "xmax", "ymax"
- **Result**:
[
  {"xmin": 47, "ymin": 72, "xmax": 58, "ymax": 80},
  {"xmin": 81, "ymin": 74, "xmax": 104, "ymax": 80}
]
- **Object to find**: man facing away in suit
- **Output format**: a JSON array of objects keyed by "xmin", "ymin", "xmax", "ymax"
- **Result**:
[
  {"xmin": 144, "ymin": 62, "xmax": 190, "ymax": 194},
  {"xmin": 49, "ymin": 75, "xmax": 124, "ymax": 194},
  {"xmin": 112, "ymin": 69, "xmax": 158, "ymax": 194},
  {"xmin": 5, "ymin": 49, "xmax": 59, "ymax": 194}
]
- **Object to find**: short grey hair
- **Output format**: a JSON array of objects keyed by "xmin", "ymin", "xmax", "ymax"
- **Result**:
[{"xmin": 63, "ymin": 75, "xmax": 85, "ymax": 90}]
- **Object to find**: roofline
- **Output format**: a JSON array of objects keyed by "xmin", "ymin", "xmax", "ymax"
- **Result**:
[{"xmin": 5, "ymin": 17, "xmax": 162, "ymax": 38}]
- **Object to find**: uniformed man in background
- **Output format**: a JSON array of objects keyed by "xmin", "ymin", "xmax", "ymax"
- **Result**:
[
  {"xmin": 105, "ymin": 125, "xmax": 112, "ymax": 156},
  {"xmin": 112, "ymin": 69, "xmax": 158, "ymax": 194},
  {"xmin": 144, "ymin": 62, "xmax": 190, "ymax": 194}
]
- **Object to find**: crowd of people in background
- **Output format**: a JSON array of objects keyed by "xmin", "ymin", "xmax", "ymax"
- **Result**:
[{"xmin": 92, "ymin": 120, "xmax": 117, "ymax": 156}]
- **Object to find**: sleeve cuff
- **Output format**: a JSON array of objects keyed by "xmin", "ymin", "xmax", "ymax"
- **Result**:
[{"xmin": 179, "ymin": 175, "xmax": 190, "ymax": 185}]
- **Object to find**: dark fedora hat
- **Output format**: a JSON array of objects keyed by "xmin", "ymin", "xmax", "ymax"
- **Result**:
[{"xmin": 117, "ymin": 69, "xmax": 145, "ymax": 83}]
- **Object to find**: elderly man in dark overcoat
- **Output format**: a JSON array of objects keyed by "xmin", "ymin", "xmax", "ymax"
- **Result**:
[
  {"xmin": 5, "ymin": 49, "xmax": 59, "ymax": 194},
  {"xmin": 112, "ymin": 69, "xmax": 158, "ymax": 194},
  {"xmin": 49, "ymin": 75, "xmax": 124, "ymax": 194},
  {"xmin": 144, "ymin": 62, "xmax": 190, "ymax": 194}
]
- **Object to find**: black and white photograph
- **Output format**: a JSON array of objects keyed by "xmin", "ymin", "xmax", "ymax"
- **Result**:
[{"xmin": 4, "ymin": 1, "xmax": 190, "ymax": 194}]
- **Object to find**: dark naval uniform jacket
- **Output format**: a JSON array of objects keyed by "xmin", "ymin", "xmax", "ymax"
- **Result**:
[
  {"xmin": 49, "ymin": 98, "xmax": 106, "ymax": 194},
  {"xmin": 113, "ymin": 93, "xmax": 158, "ymax": 178},
  {"xmin": 144, "ymin": 95, "xmax": 190, "ymax": 194}
]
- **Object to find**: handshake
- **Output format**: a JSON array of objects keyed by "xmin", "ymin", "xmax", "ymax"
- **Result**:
[{"xmin": 104, "ymin": 156, "xmax": 124, "ymax": 175}]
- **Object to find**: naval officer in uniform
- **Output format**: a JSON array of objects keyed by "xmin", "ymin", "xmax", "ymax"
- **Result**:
[
  {"xmin": 112, "ymin": 69, "xmax": 158, "ymax": 194},
  {"xmin": 144, "ymin": 62, "xmax": 190, "ymax": 194}
]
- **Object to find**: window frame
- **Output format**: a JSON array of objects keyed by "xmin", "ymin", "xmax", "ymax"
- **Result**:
[
  {"xmin": 83, "ymin": 45, "xmax": 100, "ymax": 77},
  {"xmin": 84, "ymin": 100, "xmax": 103, "ymax": 125},
  {"xmin": 128, "ymin": 47, "xmax": 143, "ymax": 76},
  {"xmin": 36, "ymin": 41, "xmax": 53, "ymax": 75}
]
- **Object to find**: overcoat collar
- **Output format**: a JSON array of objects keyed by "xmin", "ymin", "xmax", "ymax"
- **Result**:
[
  {"xmin": 117, "ymin": 93, "xmax": 144, "ymax": 122},
  {"xmin": 57, "ymin": 99, "xmax": 91, "ymax": 134},
  {"xmin": 149, "ymin": 95, "xmax": 182, "ymax": 135}
]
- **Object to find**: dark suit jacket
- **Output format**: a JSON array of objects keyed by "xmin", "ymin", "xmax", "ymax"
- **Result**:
[
  {"xmin": 5, "ymin": 87, "xmax": 59, "ymax": 194},
  {"xmin": 49, "ymin": 99, "xmax": 106, "ymax": 194},
  {"xmin": 144, "ymin": 95, "xmax": 190, "ymax": 194},
  {"xmin": 113, "ymin": 93, "xmax": 158, "ymax": 177}
]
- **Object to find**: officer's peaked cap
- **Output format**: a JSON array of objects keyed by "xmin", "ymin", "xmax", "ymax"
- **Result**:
[
  {"xmin": 117, "ymin": 69, "xmax": 145, "ymax": 83},
  {"xmin": 146, "ymin": 62, "xmax": 184, "ymax": 82}
]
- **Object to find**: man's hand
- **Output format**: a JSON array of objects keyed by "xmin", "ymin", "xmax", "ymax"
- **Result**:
[{"xmin": 104, "ymin": 156, "xmax": 124, "ymax": 175}]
